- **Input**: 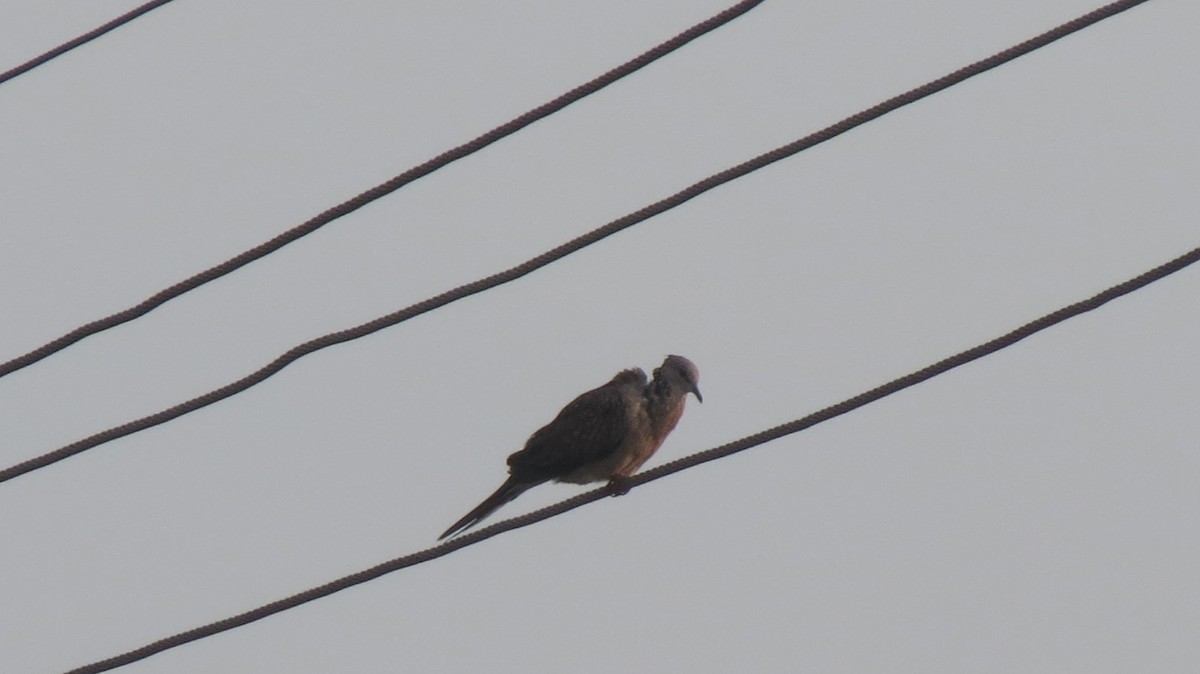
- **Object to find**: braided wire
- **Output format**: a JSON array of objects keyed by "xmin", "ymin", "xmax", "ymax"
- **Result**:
[
  {"xmin": 0, "ymin": 0, "xmax": 764, "ymax": 379},
  {"xmin": 64, "ymin": 242, "xmax": 1199, "ymax": 674},
  {"xmin": 0, "ymin": 0, "xmax": 177, "ymax": 85},
  {"xmin": 0, "ymin": 0, "xmax": 1156, "ymax": 485}
]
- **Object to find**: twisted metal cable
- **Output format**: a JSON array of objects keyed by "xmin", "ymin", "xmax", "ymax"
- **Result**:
[
  {"xmin": 0, "ymin": 0, "xmax": 1156, "ymax": 486},
  {"xmin": 64, "ymin": 242, "xmax": 1200, "ymax": 674},
  {"xmin": 0, "ymin": 0, "xmax": 177, "ymax": 86},
  {"xmin": 0, "ymin": 0, "xmax": 765, "ymax": 379}
]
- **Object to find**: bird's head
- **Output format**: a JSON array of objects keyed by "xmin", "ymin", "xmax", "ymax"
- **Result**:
[{"xmin": 656, "ymin": 354, "xmax": 702, "ymax": 403}]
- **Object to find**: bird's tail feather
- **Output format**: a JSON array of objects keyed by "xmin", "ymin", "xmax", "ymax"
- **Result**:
[{"xmin": 439, "ymin": 476, "xmax": 535, "ymax": 540}]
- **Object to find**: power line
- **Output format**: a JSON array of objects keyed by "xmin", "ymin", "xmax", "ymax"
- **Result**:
[
  {"xmin": 0, "ymin": 0, "xmax": 178, "ymax": 86},
  {"xmin": 0, "ymin": 0, "xmax": 1156, "ymax": 487},
  {"xmin": 0, "ymin": 0, "xmax": 764, "ymax": 380},
  {"xmin": 62, "ymin": 242, "xmax": 1200, "ymax": 674}
]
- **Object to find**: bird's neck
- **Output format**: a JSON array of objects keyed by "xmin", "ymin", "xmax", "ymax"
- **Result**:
[{"xmin": 644, "ymin": 377, "xmax": 687, "ymax": 444}]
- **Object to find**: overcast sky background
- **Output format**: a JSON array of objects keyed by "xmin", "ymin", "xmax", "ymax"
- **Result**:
[{"xmin": 1, "ymin": 1, "xmax": 1197, "ymax": 672}]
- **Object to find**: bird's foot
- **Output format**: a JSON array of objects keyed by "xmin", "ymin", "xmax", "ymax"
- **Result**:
[{"xmin": 606, "ymin": 475, "xmax": 632, "ymax": 497}]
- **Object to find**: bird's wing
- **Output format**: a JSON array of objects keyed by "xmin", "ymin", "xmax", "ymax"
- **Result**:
[{"xmin": 507, "ymin": 378, "xmax": 634, "ymax": 480}]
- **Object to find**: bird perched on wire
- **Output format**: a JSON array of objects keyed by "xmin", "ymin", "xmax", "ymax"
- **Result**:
[{"xmin": 439, "ymin": 355, "xmax": 702, "ymax": 540}]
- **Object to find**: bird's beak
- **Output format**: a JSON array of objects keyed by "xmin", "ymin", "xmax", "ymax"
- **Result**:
[{"xmin": 691, "ymin": 384, "xmax": 703, "ymax": 404}]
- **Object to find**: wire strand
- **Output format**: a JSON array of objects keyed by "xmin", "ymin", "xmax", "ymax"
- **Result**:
[
  {"xmin": 0, "ymin": 0, "xmax": 1156, "ymax": 487},
  {"xmin": 62, "ymin": 242, "xmax": 1200, "ymax": 674},
  {"xmin": 0, "ymin": 0, "xmax": 765, "ymax": 380},
  {"xmin": 0, "ymin": 0, "xmax": 177, "ymax": 86}
]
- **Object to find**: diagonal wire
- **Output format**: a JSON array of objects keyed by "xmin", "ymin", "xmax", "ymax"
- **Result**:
[
  {"xmin": 0, "ymin": 0, "xmax": 1156, "ymax": 486},
  {"xmin": 0, "ymin": 0, "xmax": 178, "ymax": 85},
  {"xmin": 62, "ymin": 243, "xmax": 1200, "ymax": 674},
  {"xmin": 0, "ymin": 0, "xmax": 765, "ymax": 380}
]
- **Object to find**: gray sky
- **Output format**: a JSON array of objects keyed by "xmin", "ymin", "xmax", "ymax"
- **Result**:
[{"xmin": 2, "ymin": 1, "xmax": 1198, "ymax": 672}]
